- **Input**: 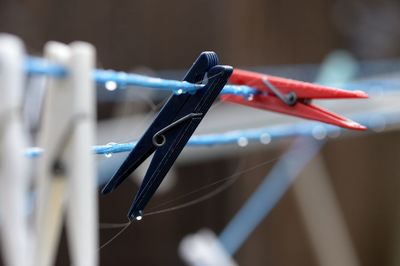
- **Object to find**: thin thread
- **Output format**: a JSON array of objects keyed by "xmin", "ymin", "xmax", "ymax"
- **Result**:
[
  {"xmin": 99, "ymin": 222, "xmax": 131, "ymax": 229},
  {"xmin": 96, "ymin": 157, "xmax": 274, "ymax": 253},
  {"xmin": 144, "ymin": 156, "xmax": 280, "ymax": 217},
  {"xmin": 99, "ymin": 222, "xmax": 132, "ymax": 250},
  {"xmin": 146, "ymin": 159, "xmax": 246, "ymax": 211},
  {"xmin": 144, "ymin": 179, "xmax": 236, "ymax": 216},
  {"xmin": 69, "ymin": 221, "xmax": 132, "ymax": 266},
  {"xmin": 96, "ymin": 156, "xmax": 278, "ymax": 253}
]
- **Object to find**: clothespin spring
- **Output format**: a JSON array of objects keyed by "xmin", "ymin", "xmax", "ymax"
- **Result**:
[
  {"xmin": 262, "ymin": 79, "xmax": 297, "ymax": 106},
  {"xmin": 152, "ymin": 113, "xmax": 203, "ymax": 147}
]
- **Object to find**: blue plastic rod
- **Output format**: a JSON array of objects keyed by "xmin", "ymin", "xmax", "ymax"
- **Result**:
[{"xmin": 219, "ymin": 137, "xmax": 324, "ymax": 255}]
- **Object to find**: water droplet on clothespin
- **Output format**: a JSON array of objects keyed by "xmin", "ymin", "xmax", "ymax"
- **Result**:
[
  {"xmin": 104, "ymin": 142, "xmax": 117, "ymax": 158},
  {"xmin": 176, "ymin": 89, "xmax": 184, "ymax": 95},
  {"xmin": 247, "ymin": 94, "xmax": 254, "ymax": 101},
  {"xmin": 260, "ymin": 133, "xmax": 271, "ymax": 144},
  {"xmin": 238, "ymin": 137, "xmax": 248, "ymax": 147},
  {"xmin": 105, "ymin": 81, "xmax": 118, "ymax": 91},
  {"xmin": 135, "ymin": 215, "xmax": 143, "ymax": 221}
]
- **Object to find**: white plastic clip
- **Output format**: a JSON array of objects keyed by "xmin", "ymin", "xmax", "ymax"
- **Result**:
[
  {"xmin": 34, "ymin": 41, "xmax": 98, "ymax": 266},
  {"xmin": 179, "ymin": 229, "xmax": 238, "ymax": 266},
  {"xmin": 0, "ymin": 33, "xmax": 32, "ymax": 266}
]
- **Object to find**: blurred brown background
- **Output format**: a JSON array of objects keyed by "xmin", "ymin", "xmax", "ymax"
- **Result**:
[{"xmin": 1, "ymin": 0, "xmax": 400, "ymax": 265}]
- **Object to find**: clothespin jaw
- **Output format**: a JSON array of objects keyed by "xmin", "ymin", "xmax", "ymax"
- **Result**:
[
  {"xmin": 221, "ymin": 69, "xmax": 368, "ymax": 130},
  {"xmin": 102, "ymin": 52, "xmax": 233, "ymax": 221}
]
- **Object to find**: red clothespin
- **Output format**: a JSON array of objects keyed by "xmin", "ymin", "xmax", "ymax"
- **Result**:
[{"xmin": 220, "ymin": 69, "xmax": 368, "ymax": 130}]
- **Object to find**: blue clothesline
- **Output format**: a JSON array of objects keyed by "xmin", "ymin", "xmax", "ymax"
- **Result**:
[
  {"xmin": 25, "ymin": 57, "xmax": 400, "ymax": 96},
  {"xmin": 24, "ymin": 108, "xmax": 399, "ymax": 158},
  {"xmin": 26, "ymin": 57, "xmax": 255, "ymax": 97}
]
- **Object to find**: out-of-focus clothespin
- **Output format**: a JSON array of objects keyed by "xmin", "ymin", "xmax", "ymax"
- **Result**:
[
  {"xmin": 0, "ymin": 34, "xmax": 32, "ymax": 266},
  {"xmin": 34, "ymin": 41, "xmax": 98, "ymax": 266}
]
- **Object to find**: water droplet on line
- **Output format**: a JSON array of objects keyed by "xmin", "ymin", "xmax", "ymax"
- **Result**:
[
  {"xmin": 105, "ymin": 81, "xmax": 118, "ymax": 91},
  {"xmin": 104, "ymin": 142, "xmax": 117, "ymax": 158},
  {"xmin": 312, "ymin": 125, "xmax": 327, "ymax": 140},
  {"xmin": 238, "ymin": 137, "xmax": 248, "ymax": 147},
  {"xmin": 260, "ymin": 133, "xmax": 271, "ymax": 144}
]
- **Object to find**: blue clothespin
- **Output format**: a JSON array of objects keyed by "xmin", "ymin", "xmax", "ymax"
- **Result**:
[{"xmin": 102, "ymin": 52, "xmax": 233, "ymax": 221}]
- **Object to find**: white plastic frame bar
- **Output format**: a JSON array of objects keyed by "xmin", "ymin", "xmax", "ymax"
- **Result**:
[
  {"xmin": 34, "ymin": 41, "xmax": 98, "ymax": 266},
  {"xmin": 0, "ymin": 33, "xmax": 32, "ymax": 266}
]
